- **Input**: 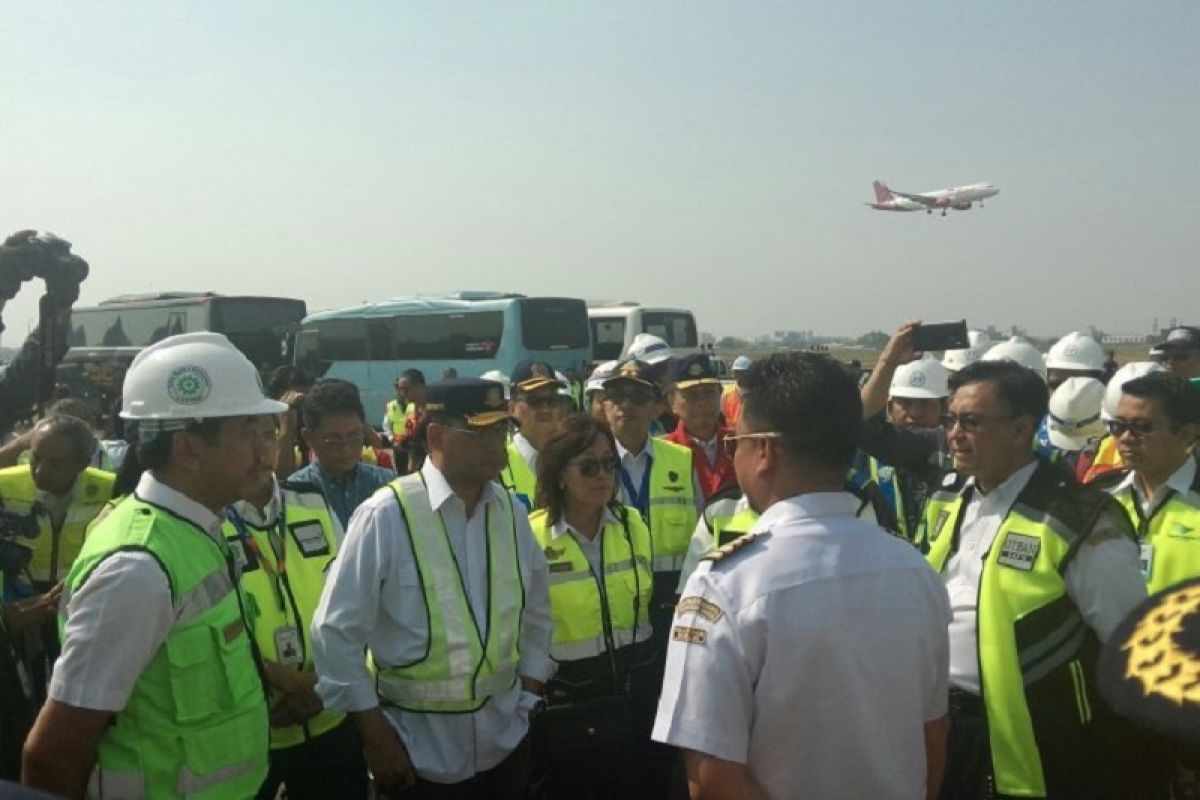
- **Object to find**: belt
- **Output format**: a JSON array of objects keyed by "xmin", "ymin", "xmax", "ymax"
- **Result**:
[{"xmin": 949, "ymin": 687, "xmax": 986, "ymax": 717}]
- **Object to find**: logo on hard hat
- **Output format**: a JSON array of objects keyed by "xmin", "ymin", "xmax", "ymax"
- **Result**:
[
  {"xmin": 909, "ymin": 372, "xmax": 927, "ymax": 388},
  {"xmin": 167, "ymin": 365, "xmax": 212, "ymax": 405}
]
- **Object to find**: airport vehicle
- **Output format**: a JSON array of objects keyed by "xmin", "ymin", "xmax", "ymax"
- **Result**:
[{"xmin": 587, "ymin": 302, "xmax": 699, "ymax": 361}]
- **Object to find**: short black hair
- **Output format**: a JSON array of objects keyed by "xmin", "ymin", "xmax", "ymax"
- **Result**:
[
  {"xmin": 400, "ymin": 368, "xmax": 426, "ymax": 385},
  {"xmin": 950, "ymin": 360, "xmax": 1049, "ymax": 422},
  {"xmin": 267, "ymin": 365, "xmax": 313, "ymax": 398},
  {"xmin": 739, "ymin": 352, "xmax": 862, "ymax": 472},
  {"xmin": 47, "ymin": 398, "xmax": 101, "ymax": 429},
  {"xmin": 301, "ymin": 379, "xmax": 365, "ymax": 430},
  {"xmin": 31, "ymin": 414, "xmax": 97, "ymax": 463},
  {"xmin": 1120, "ymin": 372, "xmax": 1200, "ymax": 428}
]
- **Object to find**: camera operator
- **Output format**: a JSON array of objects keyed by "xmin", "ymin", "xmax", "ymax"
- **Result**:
[{"xmin": 0, "ymin": 230, "xmax": 89, "ymax": 434}]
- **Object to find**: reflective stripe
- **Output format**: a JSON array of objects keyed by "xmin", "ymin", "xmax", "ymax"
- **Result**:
[
  {"xmin": 174, "ymin": 566, "xmax": 235, "ymax": 626},
  {"xmin": 604, "ymin": 558, "xmax": 633, "ymax": 574},
  {"xmin": 652, "ymin": 552, "xmax": 684, "ymax": 572},
  {"xmin": 1010, "ymin": 503, "xmax": 1079, "ymax": 545},
  {"xmin": 176, "ymin": 758, "xmax": 257, "ymax": 796},
  {"xmin": 550, "ymin": 623, "xmax": 652, "ymax": 661},
  {"xmin": 648, "ymin": 497, "xmax": 692, "ymax": 507},
  {"xmin": 548, "ymin": 568, "xmax": 592, "ymax": 586},
  {"xmin": 377, "ymin": 667, "xmax": 516, "ymax": 703},
  {"xmin": 88, "ymin": 766, "xmax": 145, "ymax": 799}
]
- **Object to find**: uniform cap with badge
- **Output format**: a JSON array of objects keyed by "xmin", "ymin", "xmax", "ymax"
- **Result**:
[
  {"xmin": 509, "ymin": 359, "xmax": 560, "ymax": 396},
  {"xmin": 670, "ymin": 353, "xmax": 722, "ymax": 391},
  {"xmin": 424, "ymin": 378, "xmax": 511, "ymax": 427},
  {"xmin": 602, "ymin": 358, "xmax": 659, "ymax": 393}
]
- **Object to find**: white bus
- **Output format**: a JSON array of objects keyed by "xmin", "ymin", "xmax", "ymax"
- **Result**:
[{"xmin": 587, "ymin": 302, "xmax": 699, "ymax": 362}]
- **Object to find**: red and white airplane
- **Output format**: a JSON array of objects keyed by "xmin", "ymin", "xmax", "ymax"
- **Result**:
[{"xmin": 868, "ymin": 180, "xmax": 999, "ymax": 216}]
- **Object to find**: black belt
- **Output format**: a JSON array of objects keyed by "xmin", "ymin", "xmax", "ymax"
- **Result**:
[{"xmin": 949, "ymin": 687, "xmax": 986, "ymax": 717}]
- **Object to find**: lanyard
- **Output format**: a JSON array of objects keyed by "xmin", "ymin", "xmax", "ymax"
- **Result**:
[
  {"xmin": 618, "ymin": 452, "xmax": 653, "ymax": 520},
  {"xmin": 226, "ymin": 497, "xmax": 289, "ymax": 613}
]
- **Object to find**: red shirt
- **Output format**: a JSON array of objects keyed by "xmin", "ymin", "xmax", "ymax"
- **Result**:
[{"xmin": 663, "ymin": 421, "xmax": 737, "ymax": 501}]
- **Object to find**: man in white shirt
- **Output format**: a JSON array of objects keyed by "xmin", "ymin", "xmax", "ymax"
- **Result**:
[
  {"xmin": 654, "ymin": 351, "xmax": 952, "ymax": 800},
  {"xmin": 311, "ymin": 378, "xmax": 553, "ymax": 800},
  {"xmin": 923, "ymin": 359, "xmax": 1152, "ymax": 800},
  {"xmin": 499, "ymin": 360, "xmax": 570, "ymax": 511}
]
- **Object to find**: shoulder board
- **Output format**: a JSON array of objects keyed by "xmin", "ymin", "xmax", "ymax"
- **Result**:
[{"xmin": 703, "ymin": 530, "xmax": 763, "ymax": 564}]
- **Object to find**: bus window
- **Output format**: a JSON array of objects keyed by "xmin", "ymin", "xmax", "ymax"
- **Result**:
[
  {"xmin": 520, "ymin": 298, "xmax": 590, "ymax": 352},
  {"xmin": 643, "ymin": 312, "xmax": 697, "ymax": 349},
  {"xmin": 212, "ymin": 297, "xmax": 308, "ymax": 369},
  {"xmin": 392, "ymin": 312, "xmax": 503, "ymax": 360},
  {"xmin": 590, "ymin": 318, "xmax": 626, "ymax": 361}
]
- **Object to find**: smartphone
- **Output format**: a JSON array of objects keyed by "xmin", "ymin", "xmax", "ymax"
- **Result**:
[{"xmin": 912, "ymin": 320, "xmax": 969, "ymax": 352}]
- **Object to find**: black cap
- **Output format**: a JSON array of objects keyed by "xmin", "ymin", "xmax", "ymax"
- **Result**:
[
  {"xmin": 424, "ymin": 379, "xmax": 510, "ymax": 427},
  {"xmin": 509, "ymin": 360, "xmax": 559, "ymax": 395},
  {"xmin": 602, "ymin": 358, "xmax": 657, "ymax": 391},
  {"xmin": 669, "ymin": 353, "xmax": 721, "ymax": 390},
  {"xmin": 1151, "ymin": 326, "xmax": 1200, "ymax": 355},
  {"xmin": 1098, "ymin": 577, "xmax": 1200, "ymax": 744}
]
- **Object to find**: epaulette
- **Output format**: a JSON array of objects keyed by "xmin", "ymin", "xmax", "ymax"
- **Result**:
[{"xmin": 702, "ymin": 530, "xmax": 763, "ymax": 563}]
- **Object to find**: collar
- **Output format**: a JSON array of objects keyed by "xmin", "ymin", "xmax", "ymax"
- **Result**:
[
  {"xmin": 615, "ymin": 435, "xmax": 653, "ymax": 463},
  {"xmin": 965, "ymin": 459, "xmax": 1039, "ymax": 507},
  {"xmin": 1115, "ymin": 454, "xmax": 1198, "ymax": 499},
  {"xmin": 136, "ymin": 472, "xmax": 224, "ymax": 543},
  {"xmin": 749, "ymin": 492, "xmax": 862, "ymax": 534},
  {"xmin": 421, "ymin": 458, "xmax": 504, "ymax": 512},
  {"xmin": 550, "ymin": 508, "xmax": 619, "ymax": 540},
  {"xmin": 230, "ymin": 476, "xmax": 283, "ymax": 527}
]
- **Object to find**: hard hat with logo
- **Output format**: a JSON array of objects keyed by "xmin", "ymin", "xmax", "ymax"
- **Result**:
[
  {"xmin": 1046, "ymin": 332, "xmax": 1105, "ymax": 372},
  {"xmin": 1046, "ymin": 377, "xmax": 1106, "ymax": 451},
  {"xmin": 731, "ymin": 355, "xmax": 752, "ymax": 373},
  {"xmin": 1103, "ymin": 361, "xmax": 1166, "ymax": 420},
  {"xmin": 982, "ymin": 336, "xmax": 1047, "ymax": 380},
  {"xmin": 890, "ymin": 355, "xmax": 949, "ymax": 400},
  {"xmin": 941, "ymin": 330, "xmax": 992, "ymax": 372},
  {"xmin": 626, "ymin": 333, "xmax": 674, "ymax": 365},
  {"xmin": 120, "ymin": 332, "xmax": 288, "ymax": 432}
]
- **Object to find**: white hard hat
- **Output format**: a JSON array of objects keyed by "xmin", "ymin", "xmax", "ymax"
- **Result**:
[
  {"xmin": 941, "ymin": 329, "xmax": 992, "ymax": 372},
  {"xmin": 585, "ymin": 360, "xmax": 618, "ymax": 394},
  {"xmin": 1046, "ymin": 377, "xmax": 1105, "ymax": 451},
  {"xmin": 890, "ymin": 355, "xmax": 950, "ymax": 400},
  {"xmin": 626, "ymin": 333, "xmax": 674, "ymax": 365},
  {"xmin": 479, "ymin": 370, "xmax": 511, "ymax": 399},
  {"xmin": 1102, "ymin": 361, "xmax": 1166, "ymax": 420},
  {"xmin": 554, "ymin": 370, "xmax": 576, "ymax": 405},
  {"xmin": 982, "ymin": 337, "xmax": 1047, "ymax": 380},
  {"xmin": 1045, "ymin": 331, "xmax": 1105, "ymax": 372},
  {"xmin": 732, "ymin": 355, "xmax": 752, "ymax": 372},
  {"xmin": 120, "ymin": 333, "xmax": 287, "ymax": 430}
]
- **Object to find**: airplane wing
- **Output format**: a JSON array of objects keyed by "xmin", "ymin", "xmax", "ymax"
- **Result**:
[{"xmin": 887, "ymin": 190, "xmax": 939, "ymax": 207}]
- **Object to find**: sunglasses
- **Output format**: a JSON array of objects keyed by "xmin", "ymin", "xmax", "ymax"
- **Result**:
[
  {"xmin": 939, "ymin": 413, "xmax": 1017, "ymax": 434},
  {"xmin": 722, "ymin": 431, "xmax": 783, "ymax": 455},
  {"xmin": 569, "ymin": 455, "xmax": 619, "ymax": 477},
  {"xmin": 1105, "ymin": 419, "xmax": 1158, "ymax": 438},
  {"xmin": 519, "ymin": 394, "xmax": 565, "ymax": 410},
  {"xmin": 606, "ymin": 388, "xmax": 657, "ymax": 405}
]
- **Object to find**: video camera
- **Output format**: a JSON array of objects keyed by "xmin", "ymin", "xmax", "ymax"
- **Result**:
[
  {"xmin": 0, "ymin": 508, "xmax": 37, "ymax": 583},
  {"xmin": 0, "ymin": 231, "xmax": 89, "ymax": 310}
]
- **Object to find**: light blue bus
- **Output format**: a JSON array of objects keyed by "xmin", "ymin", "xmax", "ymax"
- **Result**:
[{"xmin": 294, "ymin": 292, "xmax": 592, "ymax": 421}]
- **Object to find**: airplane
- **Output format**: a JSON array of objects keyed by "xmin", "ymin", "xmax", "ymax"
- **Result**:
[{"xmin": 867, "ymin": 180, "xmax": 999, "ymax": 216}]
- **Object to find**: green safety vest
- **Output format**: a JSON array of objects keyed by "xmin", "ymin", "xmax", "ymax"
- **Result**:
[
  {"xmin": 529, "ymin": 506, "xmax": 653, "ymax": 662},
  {"xmin": 922, "ymin": 461, "xmax": 1133, "ymax": 798},
  {"xmin": 62, "ymin": 496, "xmax": 268, "ymax": 800},
  {"xmin": 222, "ymin": 483, "xmax": 343, "ymax": 750},
  {"xmin": 385, "ymin": 399, "xmax": 415, "ymax": 438},
  {"xmin": 0, "ymin": 465, "xmax": 114, "ymax": 587},
  {"xmin": 1100, "ymin": 458, "xmax": 1200, "ymax": 594},
  {"xmin": 373, "ymin": 473, "xmax": 524, "ymax": 713},
  {"xmin": 500, "ymin": 440, "xmax": 538, "ymax": 511},
  {"xmin": 640, "ymin": 438, "xmax": 698, "ymax": 573}
]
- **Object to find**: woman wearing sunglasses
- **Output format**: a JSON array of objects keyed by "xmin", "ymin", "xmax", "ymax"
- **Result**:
[{"xmin": 527, "ymin": 416, "xmax": 655, "ymax": 799}]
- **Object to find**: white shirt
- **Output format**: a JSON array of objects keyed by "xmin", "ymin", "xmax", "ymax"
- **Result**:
[
  {"xmin": 550, "ymin": 508, "xmax": 619, "ymax": 577},
  {"xmin": 1111, "ymin": 454, "xmax": 1198, "ymax": 519},
  {"xmin": 511, "ymin": 431, "xmax": 539, "ymax": 476},
  {"xmin": 654, "ymin": 493, "xmax": 951, "ymax": 800},
  {"xmin": 49, "ymin": 473, "xmax": 224, "ymax": 712},
  {"xmin": 311, "ymin": 460, "xmax": 554, "ymax": 784},
  {"xmin": 944, "ymin": 460, "xmax": 1147, "ymax": 693},
  {"xmin": 232, "ymin": 476, "xmax": 346, "ymax": 546},
  {"xmin": 614, "ymin": 435, "xmax": 705, "ymax": 516}
]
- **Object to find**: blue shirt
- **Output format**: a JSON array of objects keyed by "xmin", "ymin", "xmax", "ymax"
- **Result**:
[{"xmin": 288, "ymin": 460, "xmax": 396, "ymax": 528}]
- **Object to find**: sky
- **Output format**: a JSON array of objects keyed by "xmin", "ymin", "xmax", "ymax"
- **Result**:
[{"xmin": 1, "ymin": 2, "xmax": 1197, "ymax": 343}]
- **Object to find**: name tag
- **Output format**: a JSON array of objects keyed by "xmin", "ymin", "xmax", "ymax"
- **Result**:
[
  {"xmin": 1139, "ymin": 543, "xmax": 1154, "ymax": 582},
  {"xmin": 290, "ymin": 522, "xmax": 329, "ymax": 557},
  {"xmin": 274, "ymin": 625, "xmax": 304, "ymax": 666},
  {"xmin": 997, "ymin": 532, "xmax": 1040, "ymax": 571}
]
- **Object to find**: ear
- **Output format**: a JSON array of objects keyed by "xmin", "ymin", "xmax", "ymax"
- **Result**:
[
  {"xmin": 426, "ymin": 422, "xmax": 446, "ymax": 454},
  {"xmin": 170, "ymin": 430, "xmax": 205, "ymax": 472}
]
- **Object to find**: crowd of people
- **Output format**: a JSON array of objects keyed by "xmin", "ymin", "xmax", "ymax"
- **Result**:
[{"xmin": 0, "ymin": 315, "xmax": 1198, "ymax": 800}]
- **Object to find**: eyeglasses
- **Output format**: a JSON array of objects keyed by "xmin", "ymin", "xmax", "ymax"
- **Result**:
[
  {"xmin": 318, "ymin": 435, "xmax": 364, "ymax": 449},
  {"xmin": 606, "ymin": 388, "xmax": 657, "ymax": 405},
  {"xmin": 446, "ymin": 425, "xmax": 509, "ymax": 443},
  {"xmin": 939, "ymin": 413, "xmax": 1018, "ymax": 433},
  {"xmin": 519, "ymin": 394, "xmax": 570, "ymax": 410},
  {"xmin": 1105, "ymin": 419, "xmax": 1158, "ymax": 438},
  {"xmin": 569, "ymin": 456, "xmax": 618, "ymax": 477},
  {"xmin": 722, "ymin": 431, "xmax": 784, "ymax": 455}
]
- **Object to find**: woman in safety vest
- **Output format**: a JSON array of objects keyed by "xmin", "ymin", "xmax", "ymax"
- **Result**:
[{"xmin": 527, "ymin": 416, "xmax": 654, "ymax": 800}]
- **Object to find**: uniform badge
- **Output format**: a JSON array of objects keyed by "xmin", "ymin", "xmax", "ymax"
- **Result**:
[
  {"xmin": 668, "ymin": 470, "xmax": 679, "ymax": 483},
  {"xmin": 671, "ymin": 626, "xmax": 707, "ymax": 645},
  {"xmin": 676, "ymin": 596, "xmax": 724, "ymax": 622},
  {"xmin": 997, "ymin": 532, "xmax": 1041, "ymax": 571},
  {"xmin": 543, "ymin": 544, "xmax": 566, "ymax": 560},
  {"xmin": 289, "ymin": 522, "xmax": 329, "ymax": 557},
  {"xmin": 688, "ymin": 362, "xmax": 703, "ymax": 377}
]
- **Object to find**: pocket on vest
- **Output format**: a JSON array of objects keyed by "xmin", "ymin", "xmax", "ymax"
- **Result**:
[{"xmin": 166, "ymin": 622, "xmax": 257, "ymax": 723}]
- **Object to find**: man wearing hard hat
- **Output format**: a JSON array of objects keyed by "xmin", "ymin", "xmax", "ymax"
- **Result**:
[
  {"xmin": 22, "ymin": 332, "xmax": 284, "ymax": 798},
  {"xmin": 1044, "ymin": 332, "xmax": 1106, "ymax": 393}
]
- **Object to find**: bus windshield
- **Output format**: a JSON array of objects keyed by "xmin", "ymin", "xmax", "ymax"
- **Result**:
[
  {"xmin": 643, "ymin": 311, "xmax": 697, "ymax": 349},
  {"xmin": 520, "ymin": 298, "xmax": 590, "ymax": 351},
  {"xmin": 590, "ymin": 318, "xmax": 626, "ymax": 361}
]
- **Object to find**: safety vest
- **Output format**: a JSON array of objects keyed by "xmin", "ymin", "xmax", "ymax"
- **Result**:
[
  {"xmin": 922, "ymin": 461, "xmax": 1132, "ymax": 798},
  {"xmin": 622, "ymin": 438, "xmax": 697, "ymax": 573},
  {"xmin": 385, "ymin": 399, "xmax": 415, "ymax": 439},
  {"xmin": 0, "ymin": 465, "xmax": 114, "ymax": 587},
  {"xmin": 1098, "ymin": 458, "xmax": 1200, "ymax": 594},
  {"xmin": 373, "ymin": 473, "xmax": 524, "ymax": 713},
  {"xmin": 222, "ymin": 482, "xmax": 343, "ymax": 750},
  {"xmin": 529, "ymin": 507, "xmax": 653, "ymax": 662},
  {"xmin": 62, "ymin": 497, "xmax": 268, "ymax": 800},
  {"xmin": 500, "ymin": 440, "xmax": 538, "ymax": 512}
]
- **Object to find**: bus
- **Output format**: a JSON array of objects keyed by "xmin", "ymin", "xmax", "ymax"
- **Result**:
[
  {"xmin": 295, "ymin": 292, "xmax": 592, "ymax": 420},
  {"xmin": 67, "ymin": 292, "xmax": 307, "ymax": 371},
  {"xmin": 587, "ymin": 302, "xmax": 699, "ymax": 362}
]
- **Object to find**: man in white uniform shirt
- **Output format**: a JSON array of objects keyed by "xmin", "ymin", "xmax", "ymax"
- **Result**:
[
  {"xmin": 654, "ymin": 351, "xmax": 952, "ymax": 800},
  {"xmin": 311, "ymin": 378, "xmax": 553, "ymax": 800},
  {"xmin": 921, "ymin": 359, "xmax": 1153, "ymax": 800}
]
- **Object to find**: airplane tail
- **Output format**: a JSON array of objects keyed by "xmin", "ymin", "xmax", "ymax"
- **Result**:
[{"xmin": 873, "ymin": 180, "xmax": 894, "ymax": 203}]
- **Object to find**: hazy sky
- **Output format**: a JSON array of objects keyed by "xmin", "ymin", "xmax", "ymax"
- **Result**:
[{"xmin": 2, "ymin": 2, "xmax": 1197, "ymax": 342}]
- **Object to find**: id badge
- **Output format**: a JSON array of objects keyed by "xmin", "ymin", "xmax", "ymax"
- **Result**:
[
  {"xmin": 1139, "ymin": 543, "xmax": 1154, "ymax": 582},
  {"xmin": 274, "ymin": 625, "xmax": 303, "ymax": 666}
]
